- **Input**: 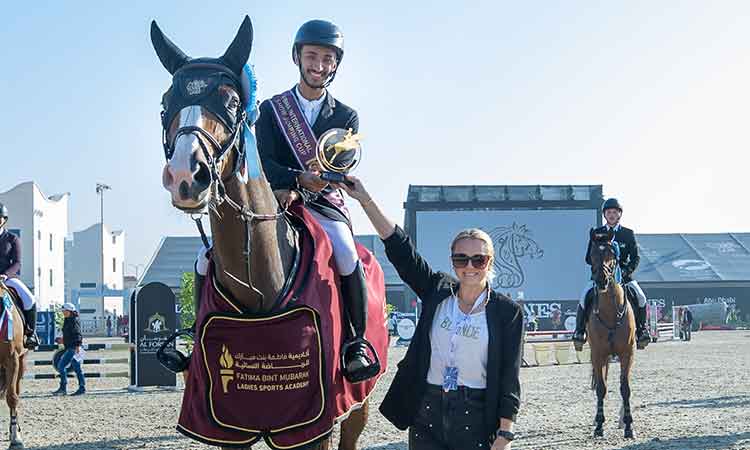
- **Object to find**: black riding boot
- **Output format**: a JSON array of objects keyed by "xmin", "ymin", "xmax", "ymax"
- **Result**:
[
  {"xmin": 191, "ymin": 267, "xmax": 206, "ymax": 333},
  {"xmin": 626, "ymin": 288, "xmax": 650, "ymax": 349},
  {"xmin": 635, "ymin": 305, "xmax": 650, "ymax": 349},
  {"xmin": 572, "ymin": 304, "xmax": 588, "ymax": 351},
  {"xmin": 23, "ymin": 305, "xmax": 39, "ymax": 349},
  {"xmin": 340, "ymin": 262, "xmax": 380, "ymax": 383}
]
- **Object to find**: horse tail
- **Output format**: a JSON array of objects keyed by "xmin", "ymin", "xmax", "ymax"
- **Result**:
[{"xmin": 590, "ymin": 365, "xmax": 596, "ymax": 391}]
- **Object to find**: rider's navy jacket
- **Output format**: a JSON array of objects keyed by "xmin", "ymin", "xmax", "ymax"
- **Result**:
[
  {"xmin": 585, "ymin": 225, "xmax": 640, "ymax": 283},
  {"xmin": 255, "ymin": 88, "xmax": 359, "ymax": 191},
  {"xmin": 0, "ymin": 230, "xmax": 21, "ymax": 278}
]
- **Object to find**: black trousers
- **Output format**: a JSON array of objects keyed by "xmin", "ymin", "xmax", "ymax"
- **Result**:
[{"xmin": 408, "ymin": 384, "xmax": 490, "ymax": 450}]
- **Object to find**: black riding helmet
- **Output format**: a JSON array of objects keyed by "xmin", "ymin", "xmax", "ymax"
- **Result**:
[
  {"xmin": 0, "ymin": 203, "xmax": 7, "ymax": 219},
  {"xmin": 602, "ymin": 198, "xmax": 623, "ymax": 213},
  {"xmin": 292, "ymin": 19, "xmax": 344, "ymax": 87}
]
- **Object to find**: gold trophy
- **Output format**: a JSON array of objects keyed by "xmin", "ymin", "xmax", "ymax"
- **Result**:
[{"xmin": 315, "ymin": 128, "xmax": 363, "ymax": 186}]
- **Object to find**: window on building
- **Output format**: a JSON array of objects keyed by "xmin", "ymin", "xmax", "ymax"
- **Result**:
[
  {"xmin": 9, "ymin": 229, "xmax": 20, "ymax": 238},
  {"xmin": 113, "ymin": 257, "xmax": 117, "ymax": 273},
  {"xmin": 112, "ymin": 235, "xmax": 117, "ymax": 245},
  {"xmin": 37, "ymin": 267, "xmax": 41, "ymax": 277},
  {"xmin": 49, "ymin": 269, "xmax": 53, "ymax": 287},
  {"xmin": 49, "ymin": 233, "xmax": 53, "ymax": 251},
  {"xmin": 80, "ymin": 282, "xmax": 97, "ymax": 288},
  {"xmin": 37, "ymin": 230, "xmax": 41, "ymax": 240}
]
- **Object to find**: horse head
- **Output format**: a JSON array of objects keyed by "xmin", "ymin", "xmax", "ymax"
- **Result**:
[
  {"xmin": 151, "ymin": 16, "xmax": 253, "ymax": 212},
  {"xmin": 589, "ymin": 228, "xmax": 617, "ymax": 290}
]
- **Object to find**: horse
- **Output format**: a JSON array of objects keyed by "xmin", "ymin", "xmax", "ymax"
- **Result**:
[
  {"xmin": 151, "ymin": 16, "xmax": 371, "ymax": 450},
  {"xmin": 585, "ymin": 229, "xmax": 636, "ymax": 439},
  {"xmin": 0, "ymin": 279, "xmax": 28, "ymax": 450}
]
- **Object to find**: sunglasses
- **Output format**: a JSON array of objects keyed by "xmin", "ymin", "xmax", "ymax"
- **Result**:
[{"xmin": 451, "ymin": 253, "xmax": 491, "ymax": 269}]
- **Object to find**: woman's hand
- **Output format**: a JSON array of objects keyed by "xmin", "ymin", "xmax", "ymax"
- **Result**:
[
  {"xmin": 335, "ymin": 176, "xmax": 372, "ymax": 205},
  {"xmin": 491, "ymin": 436, "xmax": 511, "ymax": 450}
]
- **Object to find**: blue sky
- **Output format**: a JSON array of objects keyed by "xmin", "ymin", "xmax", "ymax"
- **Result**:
[{"xmin": 1, "ymin": 1, "xmax": 748, "ymax": 273}]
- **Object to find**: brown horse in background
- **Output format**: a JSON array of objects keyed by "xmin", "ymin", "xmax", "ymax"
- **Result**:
[
  {"xmin": 0, "ymin": 279, "xmax": 28, "ymax": 450},
  {"xmin": 586, "ymin": 229, "xmax": 636, "ymax": 439},
  {"xmin": 151, "ymin": 17, "xmax": 368, "ymax": 450}
]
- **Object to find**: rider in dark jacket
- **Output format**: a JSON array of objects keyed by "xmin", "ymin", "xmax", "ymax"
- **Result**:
[
  {"xmin": 573, "ymin": 198, "xmax": 650, "ymax": 349},
  {"xmin": 0, "ymin": 203, "xmax": 39, "ymax": 348},
  {"xmin": 254, "ymin": 20, "xmax": 375, "ymax": 383}
]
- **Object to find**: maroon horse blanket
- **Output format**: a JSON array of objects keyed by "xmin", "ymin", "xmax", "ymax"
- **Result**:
[{"xmin": 177, "ymin": 203, "xmax": 389, "ymax": 448}]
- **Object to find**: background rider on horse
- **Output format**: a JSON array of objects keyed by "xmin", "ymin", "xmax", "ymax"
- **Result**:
[
  {"xmin": 573, "ymin": 198, "xmax": 651, "ymax": 349},
  {"xmin": 0, "ymin": 203, "xmax": 39, "ymax": 349}
]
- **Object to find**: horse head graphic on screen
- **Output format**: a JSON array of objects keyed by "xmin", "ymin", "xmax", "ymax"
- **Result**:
[
  {"xmin": 150, "ymin": 16, "xmax": 387, "ymax": 450},
  {"xmin": 487, "ymin": 223, "xmax": 544, "ymax": 289}
]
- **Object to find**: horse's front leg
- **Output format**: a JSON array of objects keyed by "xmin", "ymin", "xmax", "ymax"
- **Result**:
[
  {"xmin": 338, "ymin": 400, "xmax": 369, "ymax": 450},
  {"xmin": 593, "ymin": 363, "xmax": 607, "ymax": 438},
  {"xmin": 6, "ymin": 355, "xmax": 23, "ymax": 450},
  {"xmin": 619, "ymin": 354, "xmax": 635, "ymax": 439}
]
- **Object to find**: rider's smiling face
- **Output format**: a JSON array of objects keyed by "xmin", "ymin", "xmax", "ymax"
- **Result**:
[
  {"xmin": 298, "ymin": 45, "xmax": 338, "ymax": 88},
  {"xmin": 604, "ymin": 209, "xmax": 621, "ymax": 226}
]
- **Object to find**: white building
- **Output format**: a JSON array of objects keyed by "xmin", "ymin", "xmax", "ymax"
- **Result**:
[
  {"xmin": 0, "ymin": 182, "xmax": 69, "ymax": 311},
  {"xmin": 65, "ymin": 223, "xmax": 125, "ymax": 334}
]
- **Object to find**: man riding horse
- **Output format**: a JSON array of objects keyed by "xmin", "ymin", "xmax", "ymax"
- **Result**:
[
  {"xmin": 254, "ymin": 19, "xmax": 376, "ymax": 382},
  {"xmin": 191, "ymin": 19, "xmax": 377, "ymax": 382},
  {"xmin": 0, "ymin": 203, "xmax": 39, "ymax": 349},
  {"xmin": 573, "ymin": 198, "xmax": 650, "ymax": 349}
]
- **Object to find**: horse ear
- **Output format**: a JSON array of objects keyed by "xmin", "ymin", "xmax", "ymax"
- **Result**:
[
  {"xmin": 151, "ymin": 20, "xmax": 190, "ymax": 75},
  {"xmin": 221, "ymin": 15, "xmax": 254, "ymax": 76}
]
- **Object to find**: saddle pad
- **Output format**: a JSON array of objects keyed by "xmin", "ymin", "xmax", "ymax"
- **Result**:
[{"xmin": 200, "ymin": 307, "xmax": 325, "ymax": 434}]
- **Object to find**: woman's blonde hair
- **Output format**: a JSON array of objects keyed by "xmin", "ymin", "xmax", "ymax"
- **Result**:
[{"xmin": 450, "ymin": 228, "xmax": 496, "ymax": 283}]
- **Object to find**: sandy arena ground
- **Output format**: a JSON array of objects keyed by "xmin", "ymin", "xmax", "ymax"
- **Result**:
[{"xmin": 4, "ymin": 330, "xmax": 749, "ymax": 450}]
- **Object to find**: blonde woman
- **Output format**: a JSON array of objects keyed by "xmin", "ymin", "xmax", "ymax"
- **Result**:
[{"xmin": 336, "ymin": 178, "xmax": 522, "ymax": 450}]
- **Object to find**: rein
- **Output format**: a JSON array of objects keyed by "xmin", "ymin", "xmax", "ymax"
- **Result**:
[{"xmin": 167, "ymin": 109, "xmax": 286, "ymax": 305}]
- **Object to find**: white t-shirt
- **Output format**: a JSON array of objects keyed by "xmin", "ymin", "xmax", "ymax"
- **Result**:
[
  {"xmin": 426, "ymin": 291, "xmax": 489, "ymax": 389},
  {"xmin": 295, "ymin": 86, "xmax": 326, "ymax": 126}
]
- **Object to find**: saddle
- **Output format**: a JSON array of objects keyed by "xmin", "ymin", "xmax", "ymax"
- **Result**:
[{"xmin": 1, "ymin": 286, "xmax": 26, "ymax": 330}]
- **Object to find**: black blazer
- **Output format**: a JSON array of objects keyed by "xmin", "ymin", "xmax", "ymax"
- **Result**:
[
  {"xmin": 585, "ymin": 225, "xmax": 640, "ymax": 283},
  {"xmin": 0, "ymin": 231, "xmax": 21, "ymax": 278},
  {"xmin": 255, "ymin": 88, "xmax": 360, "ymax": 191},
  {"xmin": 62, "ymin": 316, "xmax": 83, "ymax": 349},
  {"xmin": 378, "ymin": 226, "xmax": 523, "ymax": 438}
]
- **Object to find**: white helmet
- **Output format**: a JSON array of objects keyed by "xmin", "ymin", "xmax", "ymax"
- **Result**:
[{"xmin": 62, "ymin": 302, "xmax": 77, "ymax": 312}]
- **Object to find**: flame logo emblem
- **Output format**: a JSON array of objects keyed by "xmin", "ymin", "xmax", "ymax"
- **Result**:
[{"xmin": 219, "ymin": 345, "xmax": 235, "ymax": 394}]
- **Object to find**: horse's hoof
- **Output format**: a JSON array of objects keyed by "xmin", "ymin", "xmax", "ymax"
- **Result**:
[
  {"xmin": 594, "ymin": 428, "xmax": 604, "ymax": 438},
  {"xmin": 624, "ymin": 428, "xmax": 635, "ymax": 439},
  {"xmin": 8, "ymin": 441, "xmax": 24, "ymax": 450}
]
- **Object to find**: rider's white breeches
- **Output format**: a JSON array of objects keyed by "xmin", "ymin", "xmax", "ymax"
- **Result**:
[
  {"xmin": 309, "ymin": 209, "xmax": 359, "ymax": 276},
  {"xmin": 579, "ymin": 280, "xmax": 647, "ymax": 308},
  {"xmin": 579, "ymin": 281, "xmax": 595, "ymax": 308},
  {"xmin": 195, "ymin": 244, "xmax": 211, "ymax": 277},
  {"xmin": 5, "ymin": 278, "xmax": 35, "ymax": 310},
  {"xmin": 626, "ymin": 280, "xmax": 647, "ymax": 307}
]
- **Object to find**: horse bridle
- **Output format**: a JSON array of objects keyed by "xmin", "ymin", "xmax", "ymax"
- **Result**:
[{"xmin": 157, "ymin": 64, "xmax": 293, "ymax": 374}]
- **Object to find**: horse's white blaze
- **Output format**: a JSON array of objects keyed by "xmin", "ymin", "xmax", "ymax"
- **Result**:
[{"xmin": 170, "ymin": 105, "xmax": 204, "ymax": 174}]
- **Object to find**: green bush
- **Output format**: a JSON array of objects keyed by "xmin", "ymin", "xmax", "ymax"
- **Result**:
[{"xmin": 179, "ymin": 272, "xmax": 196, "ymax": 350}]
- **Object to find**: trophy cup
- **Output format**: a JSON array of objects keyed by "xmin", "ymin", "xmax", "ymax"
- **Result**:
[{"xmin": 315, "ymin": 128, "xmax": 362, "ymax": 186}]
